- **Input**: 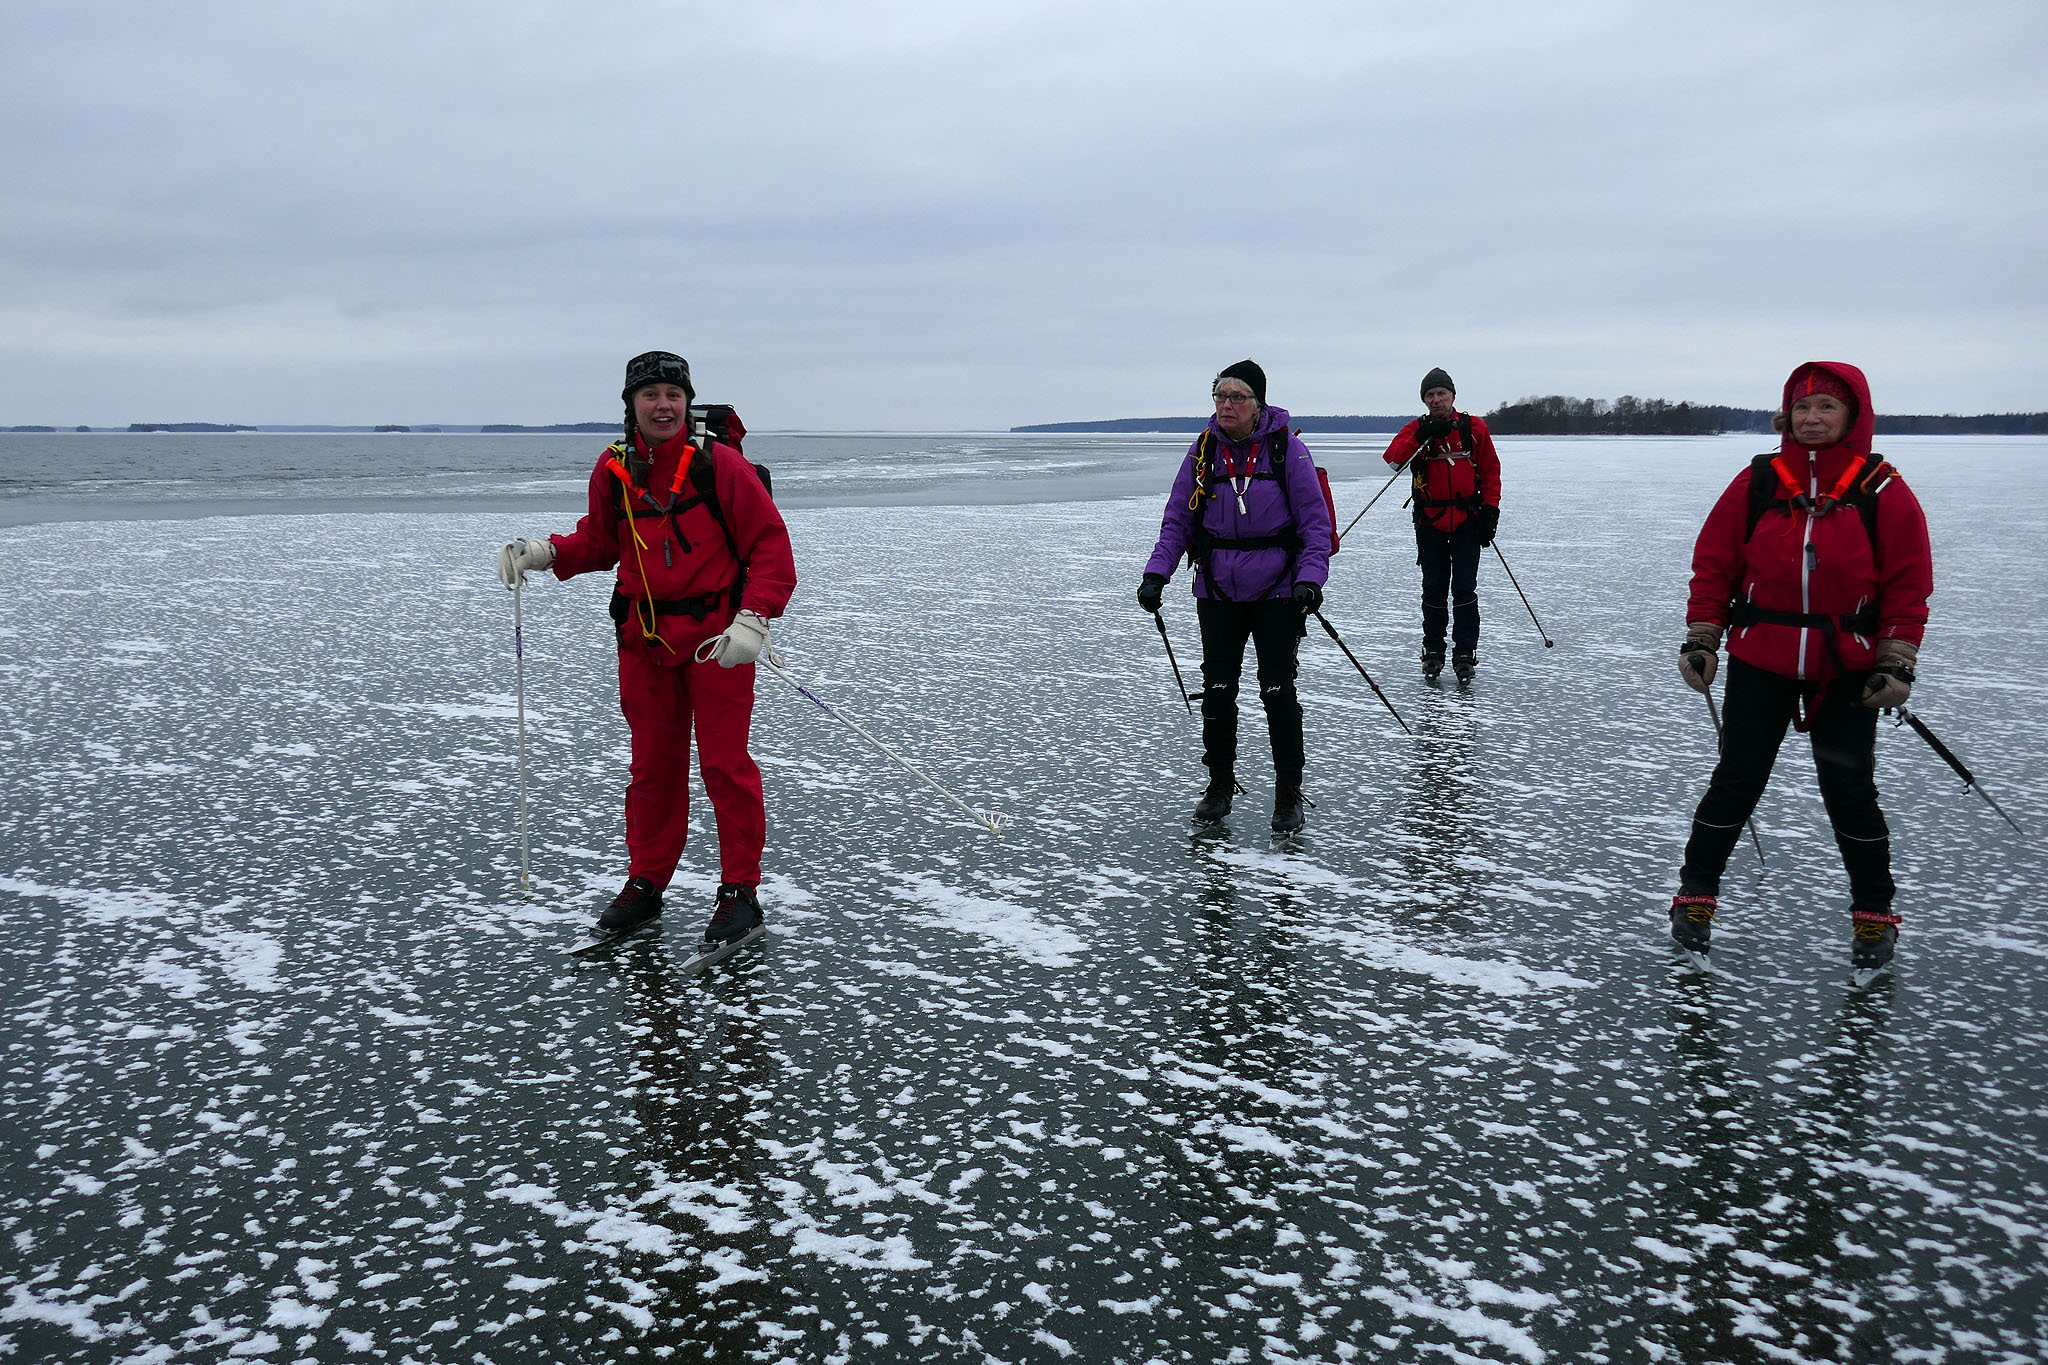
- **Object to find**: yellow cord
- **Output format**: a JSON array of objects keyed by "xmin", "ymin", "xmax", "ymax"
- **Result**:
[{"xmin": 619, "ymin": 479, "xmax": 672, "ymax": 654}]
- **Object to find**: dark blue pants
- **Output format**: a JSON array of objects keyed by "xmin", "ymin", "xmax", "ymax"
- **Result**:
[
  {"xmin": 1680, "ymin": 658, "xmax": 1894, "ymax": 907},
  {"xmin": 1196, "ymin": 596, "xmax": 1304, "ymax": 787},
  {"xmin": 1416, "ymin": 520, "xmax": 1481, "ymax": 655}
]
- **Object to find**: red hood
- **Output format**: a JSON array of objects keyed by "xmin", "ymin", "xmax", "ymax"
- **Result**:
[{"xmin": 1779, "ymin": 360, "xmax": 1874, "ymax": 461}]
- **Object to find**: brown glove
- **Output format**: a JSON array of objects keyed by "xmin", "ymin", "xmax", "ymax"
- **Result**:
[
  {"xmin": 1678, "ymin": 623, "xmax": 1722, "ymax": 694},
  {"xmin": 1861, "ymin": 638, "xmax": 1918, "ymax": 710}
]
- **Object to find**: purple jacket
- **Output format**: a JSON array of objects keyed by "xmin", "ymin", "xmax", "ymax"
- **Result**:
[{"xmin": 1143, "ymin": 405, "xmax": 1332, "ymax": 602}]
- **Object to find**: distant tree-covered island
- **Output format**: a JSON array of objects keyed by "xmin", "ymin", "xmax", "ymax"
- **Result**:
[
  {"xmin": 1484, "ymin": 395, "xmax": 2048, "ymax": 436},
  {"xmin": 1020, "ymin": 403, "xmax": 2048, "ymax": 437}
]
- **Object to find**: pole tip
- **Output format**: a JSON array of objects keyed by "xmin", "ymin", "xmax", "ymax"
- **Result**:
[{"xmin": 1545, "ymin": 639, "xmax": 1555, "ymax": 648}]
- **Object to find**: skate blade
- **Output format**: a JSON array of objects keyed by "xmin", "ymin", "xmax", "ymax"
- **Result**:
[
  {"xmin": 566, "ymin": 919, "xmax": 659, "ymax": 956},
  {"xmin": 1849, "ymin": 965, "xmax": 1888, "ymax": 989},
  {"xmin": 679, "ymin": 921, "xmax": 768, "ymax": 976},
  {"xmin": 1678, "ymin": 948, "xmax": 1716, "ymax": 975}
]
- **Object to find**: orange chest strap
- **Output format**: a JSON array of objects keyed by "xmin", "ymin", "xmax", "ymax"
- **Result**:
[{"xmin": 1770, "ymin": 453, "xmax": 1866, "ymax": 513}]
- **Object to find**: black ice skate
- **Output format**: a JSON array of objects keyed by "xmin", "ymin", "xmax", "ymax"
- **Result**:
[
  {"xmin": 567, "ymin": 876, "xmax": 663, "ymax": 955},
  {"xmin": 1271, "ymin": 786, "xmax": 1307, "ymax": 836},
  {"xmin": 680, "ymin": 882, "xmax": 769, "ymax": 975},
  {"xmin": 1421, "ymin": 649, "xmax": 1445, "ymax": 682},
  {"xmin": 1850, "ymin": 907, "xmax": 1901, "ymax": 987},
  {"xmin": 1452, "ymin": 651, "xmax": 1477, "ymax": 683},
  {"xmin": 1670, "ymin": 894, "xmax": 1716, "ymax": 970},
  {"xmin": 1192, "ymin": 778, "xmax": 1234, "ymax": 824}
]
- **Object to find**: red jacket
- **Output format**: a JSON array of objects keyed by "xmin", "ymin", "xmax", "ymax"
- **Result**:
[
  {"xmin": 1382, "ymin": 413, "xmax": 1501, "ymax": 533},
  {"xmin": 1686, "ymin": 362, "xmax": 1932, "ymax": 684},
  {"xmin": 551, "ymin": 429, "xmax": 797, "ymax": 661}
]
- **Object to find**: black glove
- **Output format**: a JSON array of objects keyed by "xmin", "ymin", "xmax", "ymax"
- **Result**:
[
  {"xmin": 1417, "ymin": 415, "xmax": 1454, "ymax": 442},
  {"xmin": 1292, "ymin": 581, "xmax": 1323, "ymax": 615},
  {"xmin": 1475, "ymin": 504, "xmax": 1499, "ymax": 546},
  {"xmin": 1137, "ymin": 573, "xmax": 1166, "ymax": 614}
]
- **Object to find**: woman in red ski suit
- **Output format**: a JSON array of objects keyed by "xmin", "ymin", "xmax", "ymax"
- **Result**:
[
  {"xmin": 496, "ymin": 352, "xmax": 797, "ymax": 946},
  {"xmin": 1670, "ymin": 361, "xmax": 1932, "ymax": 976}
]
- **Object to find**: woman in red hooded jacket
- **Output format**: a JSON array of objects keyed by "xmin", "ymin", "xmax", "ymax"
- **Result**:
[
  {"xmin": 496, "ymin": 351, "xmax": 797, "ymax": 949},
  {"xmin": 1669, "ymin": 362, "xmax": 1932, "ymax": 977}
]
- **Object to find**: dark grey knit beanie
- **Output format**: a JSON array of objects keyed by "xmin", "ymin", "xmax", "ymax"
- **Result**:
[{"xmin": 1420, "ymin": 367, "xmax": 1455, "ymax": 399}]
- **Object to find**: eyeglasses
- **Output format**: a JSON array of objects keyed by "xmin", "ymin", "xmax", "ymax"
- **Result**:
[{"xmin": 1213, "ymin": 391, "xmax": 1256, "ymax": 407}]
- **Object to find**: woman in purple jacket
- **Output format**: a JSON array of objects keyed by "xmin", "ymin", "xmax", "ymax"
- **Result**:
[{"xmin": 1138, "ymin": 360, "xmax": 1333, "ymax": 833}]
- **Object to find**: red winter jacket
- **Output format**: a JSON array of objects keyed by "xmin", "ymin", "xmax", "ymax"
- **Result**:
[
  {"xmin": 1686, "ymin": 362, "xmax": 1932, "ymax": 684},
  {"xmin": 551, "ymin": 429, "xmax": 797, "ymax": 662},
  {"xmin": 1382, "ymin": 413, "xmax": 1501, "ymax": 534}
]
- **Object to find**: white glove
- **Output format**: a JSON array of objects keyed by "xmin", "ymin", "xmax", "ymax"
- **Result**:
[
  {"xmin": 693, "ymin": 609, "xmax": 772, "ymax": 668},
  {"xmin": 496, "ymin": 537, "xmax": 556, "ymax": 589}
]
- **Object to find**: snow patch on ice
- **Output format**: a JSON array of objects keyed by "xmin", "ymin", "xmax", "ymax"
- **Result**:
[{"xmin": 893, "ymin": 874, "xmax": 1082, "ymax": 967}]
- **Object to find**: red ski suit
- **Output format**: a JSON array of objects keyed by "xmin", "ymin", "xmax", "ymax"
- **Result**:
[
  {"xmin": 550, "ymin": 430, "xmax": 797, "ymax": 889},
  {"xmin": 1686, "ymin": 363, "xmax": 1932, "ymax": 685},
  {"xmin": 1381, "ymin": 413, "xmax": 1502, "ymax": 534}
]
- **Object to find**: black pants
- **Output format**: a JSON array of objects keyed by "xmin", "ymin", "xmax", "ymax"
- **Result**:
[
  {"xmin": 1196, "ymin": 595, "xmax": 1304, "ymax": 787},
  {"xmin": 1416, "ymin": 520, "xmax": 1481, "ymax": 654},
  {"xmin": 1680, "ymin": 657, "xmax": 1894, "ymax": 906}
]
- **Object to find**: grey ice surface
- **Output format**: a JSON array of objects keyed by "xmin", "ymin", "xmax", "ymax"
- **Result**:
[{"xmin": 2, "ymin": 435, "xmax": 2046, "ymax": 1363}]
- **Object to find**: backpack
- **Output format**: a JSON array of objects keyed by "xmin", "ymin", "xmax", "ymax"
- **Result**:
[
  {"xmin": 1409, "ymin": 413, "xmax": 1486, "ymax": 521},
  {"xmin": 1742, "ymin": 450, "xmax": 1894, "ymax": 549},
  {"xmin": 1191, "ymin": 427, "xmax": 1340, "ymax": 556}
]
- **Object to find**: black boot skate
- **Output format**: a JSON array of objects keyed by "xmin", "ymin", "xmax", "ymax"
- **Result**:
[
  {"xmin": 1670, "ymin": 893, "xmax": 1716, "ymax": 968},
  {"xmin": 1452, "ymin": 651, "xmax": 1477, "ymax": 683},
  {"xmin": 598, "ymin": 876, "xmax": 663, "ymax": 933},
  {"xmin": 703, "ymin": 882, "xmax": 765, "ymax": 946},
  {"xmin": 567, "ymin": 876, "xmax": 664, "ymax": 954},
  {"xmin": 1192, "ymin": 777, "xmax": 1234, "ymax": 824},
  {"xmin": 1271, "ymin": 786, "xmax": 1306, "ymax": 835},
  {"xmin": 1421, "ymin": 649, "xmax": 1445, "ymax": 681},
  {"xmin": 1850, "ymin": 907, "xmax": 1900, "ymax": 985}
]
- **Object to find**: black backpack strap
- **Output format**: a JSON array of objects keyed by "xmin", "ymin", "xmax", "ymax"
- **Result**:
[{"xmin": 687, "ymin": 447, "xmax": 749, "ymax": 613}]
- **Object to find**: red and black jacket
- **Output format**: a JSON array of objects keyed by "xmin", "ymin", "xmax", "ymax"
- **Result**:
[{"xmin": 1686, "ymin": 362, "xmax": 1932, "ymax": 685}]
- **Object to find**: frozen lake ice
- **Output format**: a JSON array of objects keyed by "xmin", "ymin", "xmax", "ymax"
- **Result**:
[{"xmin": 2, "ymin": 433, "xmax": 2045, "ymax": 1362}]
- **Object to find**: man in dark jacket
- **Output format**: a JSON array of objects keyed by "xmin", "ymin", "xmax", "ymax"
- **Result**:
[
  {"xmin": 1137, "ymin": 360, "xmax": 1332, "ymax": 834},
  {"xmin": 1380, "ymin": 368, "xmax": 1501, "ymax": 682}
]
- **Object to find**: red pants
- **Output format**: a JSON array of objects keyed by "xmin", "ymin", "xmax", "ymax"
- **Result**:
[{"xmin": 617, "ymin": 647, "xmax": 764, "ymax": 889}]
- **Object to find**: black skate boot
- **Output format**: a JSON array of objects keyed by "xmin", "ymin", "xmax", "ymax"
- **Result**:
[
  {"xmin": 1669, "ymin": 894, "xmax": 1716, "ymax": 962},
  {"xmin": 1421, "ymin": 649, "xmax": 1445, "ymax": 681},
  {"xmin": 1271, "ymin": 785, "xmax": 1306, "ymax": 835},
  {"xmin": 598, "ymin": 876, "xmax": 663, "ymax": 933},
  {"xmin": 1850, "ymin": 907, "xmax": 1900, "ymax": 984},
  {"xmin": 1192, "ymin": 777, "xmax": 1234, "ymax": 824},
  {"xmin": 703, "ymin": 882, "xmax": 765, "ymax": 946},
  {"xmin": 1452, "ymin": 651, "xmax": 1477, "ymax": 683}
]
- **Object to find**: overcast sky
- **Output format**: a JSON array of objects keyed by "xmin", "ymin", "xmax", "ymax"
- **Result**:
[{"xmin": 3, "ymin": 1, "xmax": 2044, "ymax": 428}]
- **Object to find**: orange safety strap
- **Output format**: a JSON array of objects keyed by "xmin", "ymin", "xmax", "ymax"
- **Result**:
[{"xmin": 611, "ymin": 459, "xmax": 673, "ymax": 654}]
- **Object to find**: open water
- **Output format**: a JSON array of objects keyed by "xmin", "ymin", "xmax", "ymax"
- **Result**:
[{"xmin": 2, "ymin": 431, "xmax": 2045, "ymax": 1363}]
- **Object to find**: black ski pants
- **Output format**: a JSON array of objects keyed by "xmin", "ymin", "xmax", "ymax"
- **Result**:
[
  {"xmin": 1416, "ymin": 519, "xmax": 1481, "ymax": 655},
  {"xmin": 1196, "ymin": 595, "xmax": 1304, "ymax": 788},
  {"xmin": 1680, "ymin": 657, "xmax": 1894, "ymax": 907}
]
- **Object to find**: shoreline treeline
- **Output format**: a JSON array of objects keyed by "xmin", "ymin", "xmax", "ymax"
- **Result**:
[{"xmin": 1486, "ymin": 395, "xmax": 2048, "ymax": 436}]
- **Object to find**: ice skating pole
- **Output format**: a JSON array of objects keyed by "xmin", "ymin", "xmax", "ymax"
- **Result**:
[
  {"xmin": 1154, "ymin": 609, "xmax": 1193, "ymax": 713},
  {"xmin": 514, "ymin": 579, "xmax": 530, "ymax": 891},
  {"xmin": 765, "ymin": 657, "xmax": 1005, "ymax": 833},
  {"xmin": 1339, "ymin": 456, "xmax": 1412, "ymax": 541},
  {"xmin": 1895, "ymin": 705, "xmax": 2024, "ymax": 834},
  {"xmin": 1491, "ymin": 542, "xmax": 1554, "ymax": 648},
  {"xmin": 1702, "ymin": 688, "xmax": 1765, "ymax": 866}
]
